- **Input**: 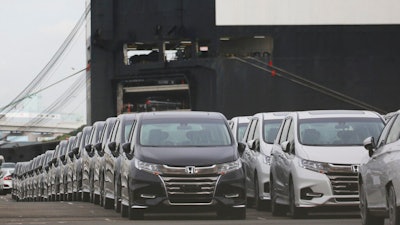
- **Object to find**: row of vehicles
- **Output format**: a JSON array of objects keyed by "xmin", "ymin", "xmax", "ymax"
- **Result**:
[
  {"xmin": 232, "ymin": 109, "xmax": 400, "ymax": 225},
  {"xmin": 9, "ymin": 109, "xmax": 400, "ymax": 223},
  {"xmin": 11, "ymin": 111, "xmax": 247, "ymax": 220}
]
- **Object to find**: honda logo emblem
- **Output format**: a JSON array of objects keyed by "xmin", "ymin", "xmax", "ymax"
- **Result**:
[
  {"xmin": 185, "ymin": 166, "xmax": 196, "ymax": 174},
  {"xmin": 351, "ymin": 165, "xmax": 360, "ymax": 173}
]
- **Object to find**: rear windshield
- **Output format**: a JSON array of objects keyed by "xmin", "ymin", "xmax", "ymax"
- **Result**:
[
  {"xmin": 299, "ymin": 117, "xmax": 384, "ymax": 146},
  {"xmin": 139, "ymin": 118, "xmax": 232, "ymax": 147}
]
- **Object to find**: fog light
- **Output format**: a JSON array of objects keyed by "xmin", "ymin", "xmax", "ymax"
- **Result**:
[
  {"xmin": 225, "ymin": 193, "xmax": 239, "ymax": 198},
  {"xmin": 140, "ymin": 194, "xmax": 156, "ymax": 199},
  {"xmin": 300, "ymin": 187, "xmax": 323, "ymax": 200}
]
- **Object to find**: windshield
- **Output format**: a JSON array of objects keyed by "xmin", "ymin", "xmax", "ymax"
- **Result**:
[
  {"xmin": 263, "ymin": 119, "xmax": 283, "ymax": 144},
  {"xmin": 299, "ymin": 117, "xmax": 384, "ymax": 146},
  {"xmin": 140, "ymin": 118, "xmax": 232, "ymax": 147}
]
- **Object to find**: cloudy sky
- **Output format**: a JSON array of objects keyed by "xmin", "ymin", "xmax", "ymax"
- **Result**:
[{"xmin": 0, "ymin": 0, "xmax": 86, "ymax": 109}]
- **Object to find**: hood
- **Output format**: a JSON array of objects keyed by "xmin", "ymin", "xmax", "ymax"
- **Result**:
[
  {"xmin": 135, "ymin": 145, "xmax": 238, "ymax": 166},
  {"xmin": 298, "ymin": 145, "xmax": 368, "ymax": 164}
]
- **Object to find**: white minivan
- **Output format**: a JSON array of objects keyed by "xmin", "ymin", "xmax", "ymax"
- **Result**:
[
  {"xmin": 229, "ymin": 116, "xmax": 250, "ymax": 142},
  {"xmin": 270, "ymin": 110, "xmax": 384, "ymax": 218},
  {"xmin": 240, "ymin": 112, "xmax": 288, "ymax": 210}
]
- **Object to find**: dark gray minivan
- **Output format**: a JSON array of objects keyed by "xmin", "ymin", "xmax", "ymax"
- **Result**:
[{"xmin": 120, "ymin": 111, "xmax": 246, "ymax": 220}]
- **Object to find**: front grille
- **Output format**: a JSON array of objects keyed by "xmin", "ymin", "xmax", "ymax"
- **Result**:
[
  {"xmin": 327, "ymin": 172, "xmax": 358, "ymax": 196},
  {"xmin": 161, "ymin": 175, "xmax": 219, "ymax": 205}
]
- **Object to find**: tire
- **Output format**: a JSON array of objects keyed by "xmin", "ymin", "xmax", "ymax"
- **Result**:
[
  {"xmin": 217, "ymin": 207, "xmax": 246, "ymax": 220},
  {"xmin": 104, "ymin": 197, "xmax": 114, "ymax": 209},
  {"xmin": 289, "ymin": 180, "xmax": 307, "ymax": 219},
  {"xmin": 101, "ymin": 174, "xmax": 113, "ymax": 209},
  {"xmin": 254, "ymin": 176, "xmax": 269, "ymax": 211},
  {"xmin": 121, "ymin": 204, "xmax": 128, "ymax": 218},
  {"xmin": 270, "ymin": 177, "xmax": 287, "ymax": 216},
  {"xmin": 388, "ymin": 185, "xmax": 400, "ymax": 225},
  {"xmin": 114, "ymin": 177, "xmax": 121, "ymax": 213},
  {"xmin": 94, "ymin": 194, "xmax": 100, "ymax": 205},
  {"xmin": 128, "ymin": 186, "xmax": 144, "ymax": 220},
  {"xmin": 128, "ymin": 207, "xmax": 144, "ymax": 220},
  {"xmin": 82, "ymin": 192, "xmax": 90, "ymax": 202},
  {"xmin": 359, "ymin": 183, "xmax": 384, "ymax": 225}
]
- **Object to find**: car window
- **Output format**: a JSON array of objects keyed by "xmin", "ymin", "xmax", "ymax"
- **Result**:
[
  {"xmin": 246, "ymin": 119, "xmax": 258, "ymax": 142},
  {"xmin": 377, "ymin": 115, "xmax": 397, "ymax": 147},
  {"xmin": 263, "ymin": 119, "xmax": 283, "ymax": 144},
  {"xmin": 139, "ymin": 119, "xmax": 232, "ymax": 147},
  {"xmin": 279, "ymin": 118, "xmax": 292, "ymax": 144},
  {"xmin": 253, "ymin": 119, "xmax": 260, "ymax": 141},
  {"xmin": 110, "ymin": 120, "xmax": 120, "ymax": 142},
  {"xmin": 385, "ymin": 115, "xmax": 400, "ymax": 144},
  {"xmin": 242, "ymin": 120, "xmax": 252, "ymax": 143},
  {"xmin": 237, "ymin": 122, "xmax": 249, "ymax": 142},
  {"xmin": 298, "ymin": 117, "xmax": 384, "ymax": 146}
]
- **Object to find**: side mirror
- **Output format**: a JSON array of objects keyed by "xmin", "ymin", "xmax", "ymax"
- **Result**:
[
  {"xmin": 73, "ymin": 147, "xmax": 79, "ymax": 155},
  {"xmin": 85, "ymin": 144, "xmax": 92, "ymax": 154},
  {"xmin": 94, "ymin": 142, "xmax": 102, "ymax": 152},
  {"xmin": 122, "ymin": 142, "xmax": 131, "ymax": 155},
  {"xmin": 281, "ymin": 141, "xmax": 291, "ymax": 153},
  {"xmin": 108, "ymin": 142, "xmax": 117, "ymax": 152},
  {"xmin": 248, "ymin": 139, "xmax": 260, "ymax": 151},
  {"xmin": 238, "ymin": 142, "xmax": 246, "ymax": 155},
  {"xmin": 68, "ymin": 151, "xmax": 74, "ymax": 159},
  {"xmin": 363, "ymin": 137, "xmax": 376, "ymax": 157}
]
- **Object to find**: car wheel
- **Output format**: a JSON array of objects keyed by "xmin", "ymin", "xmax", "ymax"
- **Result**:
[
  {"xmin": 388, "ymin": 185, "xmax": 400, "ymax": 225},
  {"xmin": 289, "ymin": 180, "xmax": 307, "ymax": 219},
  {"xmin": 82, "ymin": 191, "xmax": 90, "ymax": 202},
  {"xmin": 254, "ymin": 175, "xmax": 269, "ymax": 211},
  {"xmin": 114, "ymin": 176, "xmax": 121, "ymax": 213},
  {"xmin": 101, "ymin": 174, "xmax": 113, "ymax": 209},
  {"xmin": 121, "ymin": 203, "xmax": 128, "ymax": 218},
  {"xmin": 270, "ymin": 177, "xmax": 286, "ymax": 216},
  {"xmin": 128, "ymin": 185, "xmax": 144, "ymax": 220},
  {"xmin": 359, "ymin": 183, "xmax": 384, "ymax": 225}
]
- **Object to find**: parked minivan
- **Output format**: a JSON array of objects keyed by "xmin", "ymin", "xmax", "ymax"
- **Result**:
[
  {"xmin": 240, "ymin": 112, "xmax": 288, "ymax": 210},
  {"xmin": 270, "ymin": 110, "xmax": 384, "ymax": 218},
  {"xmin": 120, "ymin": 111, "xmax": 246, "ymax": 220},
  {"xmin": 229, "ymin": 116, "xmax": 251, "ymax": 142}
]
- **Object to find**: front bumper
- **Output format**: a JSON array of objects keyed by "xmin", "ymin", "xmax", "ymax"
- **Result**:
[
  {"xmin": 128, "ymin": 168, "xmax": 246, "ymax": 209},
  {"xmin": 293, "ymin": 166, "xmax": 359, "ymax": 208},
  {"xmin": 257, "ymin": 161, "xmax": 271, "ymax": 200}
]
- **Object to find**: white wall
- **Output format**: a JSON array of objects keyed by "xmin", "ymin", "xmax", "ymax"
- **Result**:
[{"xmin": 216, "ymin": 0, "xmax": 400, "ymax": 25}]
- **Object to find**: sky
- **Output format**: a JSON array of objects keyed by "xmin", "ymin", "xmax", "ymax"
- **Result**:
[{"xmin": 0, "ymin": 0, "xmax": 86, "ymax": 109}]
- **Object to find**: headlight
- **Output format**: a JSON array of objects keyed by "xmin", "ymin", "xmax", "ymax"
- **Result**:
[
  {"xmin": 299, "ymin": 159, "xmax": 329, "ymax": 174},
  {"xmin": 216, "ymin": 159, "xmax": 242, "ymax": 175},
  {"xmin": 134, "ymin": 158, "xmax": 163, "ymax": 175},
  {"xmin": 263, "ymin": 155, "xmax": 271, "ymax": 165}
]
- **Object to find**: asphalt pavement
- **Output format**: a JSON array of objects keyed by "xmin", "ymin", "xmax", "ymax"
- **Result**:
[{"xmin": 0, "ymin": 194, "xmax": 368, "ymax": 225}]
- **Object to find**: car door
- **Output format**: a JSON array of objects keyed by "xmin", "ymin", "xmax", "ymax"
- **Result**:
[
  {"xmin": 365, "ymin": 114, "xmax": 400, "ymax": 209},
  {"xmin": 242, "ymin": 118, "xmax": 258, "ymax": 194},
  {"xmin": 272, "ymin": 117, "xmax": 293, "ymax": 197}
]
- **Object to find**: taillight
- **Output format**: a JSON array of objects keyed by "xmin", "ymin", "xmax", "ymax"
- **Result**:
[{"xmin": 4, "ymin": 176, "xmax": 12, "ymax": 180}]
